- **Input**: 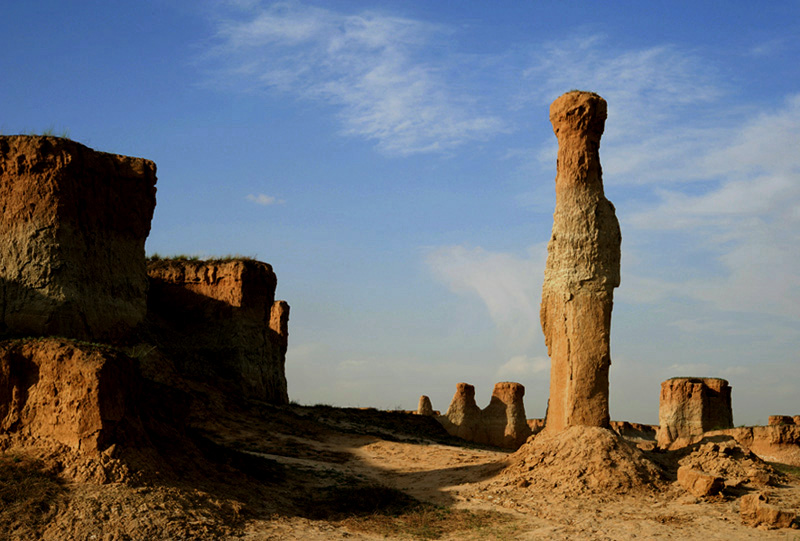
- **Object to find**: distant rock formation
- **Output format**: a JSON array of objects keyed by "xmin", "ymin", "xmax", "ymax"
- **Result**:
[
  {"xmin": 481, "ymin": 382, "xmax": 532, "ymax": 448},
  {"xmin": 705, "ymin": 425, "xmax": 800, "ymax": 466},
  {"xmin": 438, "ymin": 383, "xmax": 484, "ymax": 442},
  {"xmin": 417, "ymin": 395, "xmax": 434, "ymax": 416},
  {"xmin": 437, "ymin": 382, "xmax": 532, "ymax": 449},
  {"xmin": 540, "ymin": 91, "xmax": 621, "ymax": 432},
  {"xmin": 147, "ymin": 259, "xmax": 290, "ymax": 404},
  {"xmin": 0, "ymin": 338, "xmax": 143, "ymax": 453},
  {"xmin": 0, "ymin": 136, "xmax": 157, "ymax": 341},
  {"xmin": 657, "ymin": 377, "xmax": 733, "ymax": 448},
  {"xmin": 768, "ymin": 415, "xmax": 797, "ymax": 426}
]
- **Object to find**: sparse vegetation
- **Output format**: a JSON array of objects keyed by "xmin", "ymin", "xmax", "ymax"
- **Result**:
[
  {"xmin": 769, "ymin": 462, "xmax": 800, "ymax": 479},
  {"xmin": 15, "ymin": 126, "xmax": 72, "ymax": 139},
  {"xmin": 147, "ymin": 253, "xmax": 257, "ymax": 263}
]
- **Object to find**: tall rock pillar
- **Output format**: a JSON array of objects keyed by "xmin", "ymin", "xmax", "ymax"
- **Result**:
[{"xmin": 541, "ymin": 91, "xmax": 621, "ymax": 432}]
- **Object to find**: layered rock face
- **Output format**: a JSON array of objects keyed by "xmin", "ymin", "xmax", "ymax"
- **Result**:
[
  {"xmin": 540, "ymin": 91, "xmax": 621, "ymax": 432},
  {"xmin": 437, "ymin": 382, "xmax": 532, "ymax": 449},
  {"xmin": 657, "ymin": 377, "xmax": 733, "ymax": 448},
  {"xmin": 0, "ymin": 136, "xmax": 157, "ymax": 341},
  {"xmin": 147, "ymin": 259, "xmax": 290, "ymax": 404},
  {"xmin": 0, "ymin": 338, "xmax": 142, "ymax": 452},
  {"xmin": 482, "ymin": 382, "xmax": 532, "ymax": 448}
]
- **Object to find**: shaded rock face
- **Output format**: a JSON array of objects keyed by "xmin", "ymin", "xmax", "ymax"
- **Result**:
[
  {"xmin": 0, "ymin": 338, "xmax": 142, "ymax": 453},
  {"xmin": 438, "ymin": 382, "xmax": 532, "ymax": 449},
  {"xmin": 147, "ymin": 259, "xmax": 290, "ymax": 404},
  {"xmin": 482, "ymin": 382, "xmax": 532, "ymax": 448},
  {"xmin": 0, "ymin": 136, "xmax": 157, "ymax": 341},
  {"xmin": 540, "ymin": 91, "xmax": 621, "ymax": 432},
  {"xmin": 768, "ymin": 415, "xmax": 797, "ymax": 426},
  {"xmin": 657, "ymin": 377, "xmax": 733, "ymax": 448}
]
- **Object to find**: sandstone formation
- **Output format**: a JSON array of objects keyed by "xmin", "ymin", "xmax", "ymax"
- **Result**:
[
  {"xmin": 417, "ymin": 395, "xmax": 434, "ymax": 416},
  {"xmin": 540, "ymin": 91, "xmax": 621, "ymax": 432},
  {"xmin": 740, "ymin": 493, "xmax": 797, "ymax": 529},
  {"xmin": 481, "ymin": 382, "xmax": 532, "ymax": 448},
  {"xmin": 527, "ymin": 418, "xmax": 545, "ymax": 435},
  {"xmin": 768, "ymin": 415, "xmax": 796, "ymax": 426},
  {"xmin": 438, "ymin": 383, "xmax": 484, "ymax": 442},
  {"xmin": 147, "ymin": 259, "xmax": 290, "ymax": 404},
  {"xmin": 0, "ymin": 338, "xmax": 142, "ymax": 453},
  {"xmin": 677, "ymin": 466, "xmax": 723, "ymax": 498},
  {"xmin": 0, "ymin": 136, "xmax": 157, "ymax": 341},
  {"xmin": 657, "ymin": 377, "xmax": 733, "ymax": 448},
  {"xmin": 705, "ymin": 425, "xmax": 800, "ymax": 466},
  {"xmin": 437, "ymin": 382, "xmax": 533, "ymax": 449},
  {"xmin": 610, "ymin": 421, "xmax": 657, "ymax": 442}
]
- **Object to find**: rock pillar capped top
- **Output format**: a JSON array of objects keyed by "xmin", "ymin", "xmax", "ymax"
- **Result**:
[{"xmin": 541, "ymin": 91, "xmax": 620, "ymax": 433}]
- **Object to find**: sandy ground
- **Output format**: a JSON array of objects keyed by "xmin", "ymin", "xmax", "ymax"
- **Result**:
[
  {"xmin": 211, "ymin": 404, "xmax": 800, "ymax": 540},
  {"xmin": 3, "ymin": 390, "xmax": 798, "ymax": 540}
]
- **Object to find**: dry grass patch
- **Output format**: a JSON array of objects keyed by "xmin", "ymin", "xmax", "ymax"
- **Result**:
[
  {"xmin": 0, "ymin": 454, "xmax": 64, "ymax": 540},
  {"xmin": 310, "ymin": 484, "xmax": 515, "ymax": 540}
]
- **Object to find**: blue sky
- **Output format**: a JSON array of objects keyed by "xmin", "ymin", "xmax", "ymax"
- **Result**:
[{"xmin": 3, "ymin": 1, "xmax": 799, "ymax": 425}]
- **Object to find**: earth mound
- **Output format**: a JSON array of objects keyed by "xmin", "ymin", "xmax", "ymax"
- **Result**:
[
  {"xmin": 498, "ymin": 426, "xmax": 664, "ymax": 497},
  {"xmin": 678, "ymin": 439, "xmax": 783, "ymax": 488}
]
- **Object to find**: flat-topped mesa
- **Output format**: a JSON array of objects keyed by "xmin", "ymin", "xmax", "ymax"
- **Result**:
[
  {"xmin": 438, "ymin": 383, "xmax": 484, "ymax": 442},
  {"xmin": 657, "ymin": 377, "xmax": 733, "ymax": 448},
  {"xmin": 541, "ymin": 91, "xmax": 621, "ymax": 432},
  {"xmin": 481, "ymin": 382, "xmax": 532, "ymax": 448},
  {"xmin": 0, "ymin": 136, "xmax": 157, "ymax": 341},
  {"xmin": 147, "ymin": 258, "xmax": 290, "ymax": 404}
]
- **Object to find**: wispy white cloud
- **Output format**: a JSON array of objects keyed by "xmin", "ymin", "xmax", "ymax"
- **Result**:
[
  {"xmin": 206, "ymin": 2, "xmax": 505, "ymax": 155},
  {"xmin": 496, "ymin": 355, "xmax": 548, "ymax": 380},
  {"xmin": 520, "ymin": 35, "xmax": 726, "ymax": 186},
  {"xmin": 627, "ymin": 94, "xmax": 800, "ymax": 318},
  {"xmin": 426, "ymin": 244, "xmax": 547, "ymax": 351},
  {"xmin": 246, "ymin": 192, "xmax": 284, "ymax": 205}
]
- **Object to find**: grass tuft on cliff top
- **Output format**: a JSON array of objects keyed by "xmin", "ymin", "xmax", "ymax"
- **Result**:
[{"xmin": 147, "ymin": 253, "xmax": 257, "ymax": 264}]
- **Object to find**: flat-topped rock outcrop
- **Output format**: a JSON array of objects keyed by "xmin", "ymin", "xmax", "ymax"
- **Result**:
[
  {"xmin": 0, "ymin": 136, "xmax": 157, "ymax": 341},
  {"xmin": 657, "ymin": 377, "xmax": 733, "ymax": 448},
  {"xmin": 540, "ymin": 91, "xmax": 621, "ymax": 432},
  {"xmin": 0, "ymin": 338, "xmax": 143, "ymax": 453},
  {"xmin": 147, "ymin": 258, "xmax": 290, "ymax": 404}
]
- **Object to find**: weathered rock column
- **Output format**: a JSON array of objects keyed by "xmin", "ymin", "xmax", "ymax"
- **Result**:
[
  {"xmin": 481, "ymin": 382, "xmax": 532, "ymax": 448},
  {"xmin": 438, "ymin": 382, "xmax": 484, "ymax": 442},
  {"xmin": 657, "ymin": 377, "xmax": 733, "ymax": 448},
  {"xmin": 541, "ymin": 91, "xmax": 621, "ymax": 432}
]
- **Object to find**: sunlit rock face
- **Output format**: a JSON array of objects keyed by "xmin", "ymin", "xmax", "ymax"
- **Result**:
[
  {"xmin": 540, "ymin": 91, "xmax": 621, "ymax": 433},
  {"xmin": 657, "ymin": 377, "xmax": 733, "ymax": 448}
]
